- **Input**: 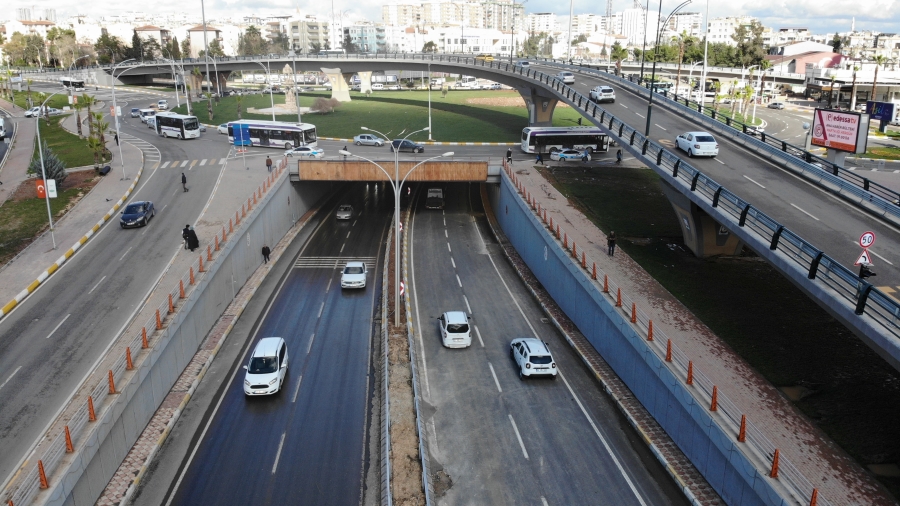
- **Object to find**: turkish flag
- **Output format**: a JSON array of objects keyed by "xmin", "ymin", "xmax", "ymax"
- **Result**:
[{"xmin": 36, "ymin": 179, "xmax": 47, "ymax": 199}]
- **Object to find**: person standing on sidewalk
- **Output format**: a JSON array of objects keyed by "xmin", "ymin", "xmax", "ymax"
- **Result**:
[
  {"xmin": 187, "ymin": 226, "xmax": 200, "ymax": 252},
  {"xmin": 506, "ymin": 147, "xmax": 512, "ymax": 164},
  {"xmin": 265, "ymin": 156, "xmax": 273, "ymax": 172},
  {"xmin": 607, "ymin": 231, "xmax": 617, "ymax": 256},
  {"xmin": 262, "ymin": 245, "xmax": 271, "ymax": 263},
  {"xmin": 182, "ymin": 224, "xmax": 191, "ymax": 250}
]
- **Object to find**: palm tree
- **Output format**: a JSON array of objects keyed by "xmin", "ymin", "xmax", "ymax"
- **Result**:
[
  {"xmin": 73, "ymin": 99, "xmax": 84, "ymax": 138},
  {"xmin": 729, "ymin": 80, "xmax": 739, "ymax": 116},
  {"xmin": 610, "ymin": 43, "xmax": 628, "ymax": 76},
  {"xmin": 87, "ymin": 136, "xmax": 103, "ymax": 168},
  {"xmin": 672, "ymin": 31, "xmax": 694, "ymax": 97},
  {"xmin": 871, "ymin": 55, "xmax": 887, "ymax": 101},
  {"xmin": 81, "ymin": 93, "xmax": 96, "ymax": 137},
  {"xmin": 850, "ymin": 65, "xmax": 860, "ymax": 109},
  {"xmin": 92, "ymin": 112, "xmax": 108, "ymax": 147},
  {"xmin": 759, "ymin": 59, "xmax": 771, "ymax": 100},
  {"xmin": 711, "ymin": 81, "xmax": 722, "ymax": 114},
  {"xmin": 26, "ymin": 79, "xmax": 33, "ymax": 107}
]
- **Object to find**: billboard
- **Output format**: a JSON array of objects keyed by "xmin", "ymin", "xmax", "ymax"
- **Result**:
[
  {"xmin": 866, "ymin": 101, "xmax": 896, "ymax": 122},
  {"xmin": 810, "ymin": 109, "xmax": 869, "ymax": 154}
]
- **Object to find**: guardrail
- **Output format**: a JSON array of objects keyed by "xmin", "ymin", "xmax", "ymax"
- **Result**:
[
  {"xmin": 2, "ymin": 161, "xmax": 288, "ymax": 506},
  {"xmin": 381, "ymin": 226, "xmax": 393, "ymax": 506},
  {"xmin": 503, "ymin": 161, "xmax": 832, "ymax": 506}
]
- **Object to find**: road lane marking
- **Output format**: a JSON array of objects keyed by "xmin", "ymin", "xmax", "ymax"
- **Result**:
[
  {"xmin": 199, "ymin": 159, "xmax": 207, "ymax": 166},
  {"xmin": 352, "ymin": 219, "xmax": 357, "ymax": 227},
  {"xmin": 451, "ymin": 257, "xmax": 456, "ymax": 269},
  {"xmin": 88, "ymin": 276, "xmax": 107, "ymax": 294},
  {"xmin": 715, "ymin": 158, "xmax": 725, "ymax": 164},
  {"xmin": 483, "ymin": 250, "xmax": 540, "ymax": 337},
  {"xmin": 456, "ymin": 274, "xmax": 462, "ymax": 287},
  {"xmin": 46, "ymin": 314, "xmax": 71, "ymax": 339},
  {"xmin": 488, "ymin": 363, "xmax": 502, "ymax": 392},
  {"xmin": 559, "ymin": 372, "xmax": 649, "ymax": 506},
  {"xmin": 743, "ymin": 175, "xmax": 765, "ymax": 188},
  {"xmin": 474, "ymin": 325, "xmax": 484, "ymax": 347},
  {"xmin": 447, "ymin": 242, "xmax": 452, "ymax": 253},
  {"xmin": 508, "ymin": 414, "xmax": 529, "ymax": 459},
  {"xmin": 0, "ymin": 367, "xmax": 22, "ymax": 390},
  {"xmin": 271, "ymin": 432, "xmax": 286, "ymax": 473},
  {"xmin": 340, "ymin": 243, "xmax": 345, "ymax": 253},
  {"xmin": 161, "ymin": 161, "xmax": 170, "ymax": 168},
  {"xmin": 443, "ymin": 217, "xmax": 446, "ymax": 226},
  {"xmin": 180, "ymin": 160, "xmax": 189, "ymax": 167},
  {"xmin": 541, "ymin": 498, "xmax": 549, "ymax": 506},
  {"xmin": 635, "ymin": 113, "xmax": 645, "ymax": 118},
  {"xmin": 307, "ymin": 333, "xmax": 315, "ymax": 354},
  {"xmin": 463, "ymin": 295, "xmax": 472, "ymax": 314},
  {"xmin": 346, "ymin": 231, "xmax": 351, "ymax": 238},
  {"xmin": 325, "ymin": 276, "xmax": 334, "ymax": 292},
  {"xmin": 654, "ymin": 124, "xmax": 667, "ymax": 131},
  {"xmin": 444, "ymin": 229, "xmax": 448, "ymax": 238},
  {"xmin": 850, "ymin": 242, "xmax": 894, "ymax": 265},
  {"xmin": 409, "ymin": 213, "xmax": 431, "ymax": 397},
  {"xmin": 790, "ymin": 203, "xmax": 820, "ymax": 221},
  {"xmin": 292, "ymin": 375, "xmax": 303, "ymax": 403},
  {"xmin": 317, "ymin": 302, "xmax": 324, "ymax": 318}
]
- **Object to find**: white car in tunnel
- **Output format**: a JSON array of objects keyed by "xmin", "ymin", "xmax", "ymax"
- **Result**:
[{"xmin": 340, "ymin": 261, "xmax": 368, "ymax": 289}]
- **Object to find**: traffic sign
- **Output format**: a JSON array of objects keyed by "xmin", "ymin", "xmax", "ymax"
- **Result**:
[
  {"xmin": 859, "ymin": 231, "xmax": 876, "ymax": 249},
  {"xmin": 398, "ymin": 222, "xmax": 403, "ymax": 233},
  {"xmin": 46, "ymin": 179, "xmax": 57, "ymax": 198},
  {"xmin": 399, "ymin": 281, "xmax": 405, "ymax": 297},
  {"xmin": 855, "ymin": 249, "xmax": 872, "ymax": 266}
]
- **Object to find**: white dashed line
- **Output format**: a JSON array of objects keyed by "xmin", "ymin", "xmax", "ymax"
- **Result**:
[
  {"xmin": 456, "ymin": 274, "xmax": 462, "ymax": 287},
  {"xmin": 46, "ymin": 314, "xmax": 71, "ymax": 339},
  {"xmin": 451, "ymin": 257, "xmax": 456, "ymax": 269},
  {"xmin": 346, "ymin": 231, "xmax": 351, "ymax": 238},
  {"xmin": 488, "ymin": 363, "xmax": 502, "ymax": 392},
  {"xmin": 317, "ymin": 302, "xmax": 325, "ymax": 318},
  {"xmin": 654, "ymin": 124, "xmax": 667, "ymax": 131},
  {"xmin": 790, "ymin": 203, "xmax": 820, "ymax": 221},
  {"xmin": 88, "ymin": 276, "xmax": 107, "ymax": 294},
  {"xmin": 119, "ymin": 246, "xmax": 133, "ymax": 261},
  {"xmin": 635, "ymin": 113, "xmax": 645, "ymax": 118},
  {"xmin": 271, "ymin": 432, "xmax": 286, "ymax": 473},
  {"xmin": 715, "ymin": 158, "xmax": 725, "ymax": 164},
  {"xmin": 743, "ymin": 175, "xmax": 765, "ymax": 188},
  {"xmin": 0, "ymin": 367, "xmax": 22, "ymax": 391},
  {"xmin": 307, "ymin": 333, "xmax": 315, "ymax": 354},
  {"xmin": 292, "ymin": 375, "xmax": 303, "ymax": 402},
  {"xmin": 474, "ymin": 325, "xmax": 485, "ymax": 347},
  {"xmin": 463, "ymin": 295, "xmax": 472, "ymax": 314},
  {"xmin": 447, "ymin": 243, "xmax": 452, "ymax": 253},
  {"xmin": 340, "ymin": 243, "xmax": 345, "ymax": 253},
  {"xmin": 445, "ymin": 229, "xmax": 448, "ymax": 238},
  {"xmin": 509, "ymin": 415, "xmax": 529, "ymax": 459}
]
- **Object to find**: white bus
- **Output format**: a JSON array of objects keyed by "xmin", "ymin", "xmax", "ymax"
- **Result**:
[
  {"xmin": 520, "ymin": 126, "xmax": 610, "ymax": 154},
  {"xmin": 60, "ymin": 77, "xmax": 85, "ymax": 91},
  {"xmin": 155, "ymin": 113, "xmax": 201, "ymax": 139},
  {"xmin": 318, "ymin": 49, "xmax": 346, "ymax": 56},
  {"xmin": 227, "ymin": 120, "xmax": 318, "ymax": 149}
]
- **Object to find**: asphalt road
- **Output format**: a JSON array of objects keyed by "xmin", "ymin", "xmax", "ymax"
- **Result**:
[
  {"xmin": 532, "ymin": 63, "xmax": 900, "ymax": 291},
  {"xmin": 408, "ymin": 183, "xmax": 688, "ymax": 505},
  {"xmin": 0, "ymin": 110, "xmax": 10, "ymax": 163},
  {"xmin": 166, "ymin": 189, "xmax": 388, "ymax": 506}
]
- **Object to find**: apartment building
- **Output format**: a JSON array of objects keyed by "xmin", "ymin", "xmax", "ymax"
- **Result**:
[
  {"xmin": 706, "ymin": 16, "xmax": 756, "ymax": 46},
  {"xmin": 288, "ymin": 17, "xmax": 330, "ymax": 54}
]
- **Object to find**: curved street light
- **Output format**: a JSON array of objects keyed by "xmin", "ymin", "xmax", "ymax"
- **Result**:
[
  {"xmin": 245, "ymin": 60, "xmax": 277, "ymax": 121},
  {"xmin": 35, "ymin": 89, "xmax": 69, "ymax": 249},
  {"xmin": 644, "ymin": 0, "xmax": 693, "ymax": 136},
  {"xmin": 109, "ymin": 59, "xmax": 137, "ymax": 180},
  {"xmin": 339, "ymin": 142, "xmax": 453, "ymax": 326}
]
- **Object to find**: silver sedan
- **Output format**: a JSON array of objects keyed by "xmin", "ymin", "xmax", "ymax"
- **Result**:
[{"xmin": 353, "ymin": 134, "xmax": 385, "ymax": 146}]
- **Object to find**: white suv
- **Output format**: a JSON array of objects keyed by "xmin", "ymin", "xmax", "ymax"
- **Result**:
[
  {"xmin": 589, "ymin": 86, "xmax": 616, "ymax": 103},
  {"xmin": 243, "ymin": 337, "xmax": 289, "ymax": 395},
  {"xmin": 438, "ymin": 311, "xmax": 471, "ymax": 348},
  {"xmin": 157, "ymin": 99, "xmax": 168, "ymax": 110},
  {"xmin": 341, "ymin": 261, "xmax": 368, "ymax": 289},
  {"xmin": 510, "ymin": 338, "xmax": 557, "ymax": 379}
]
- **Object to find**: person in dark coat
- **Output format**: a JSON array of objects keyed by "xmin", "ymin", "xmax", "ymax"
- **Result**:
[
  {"xmin": 187, "ymin": 226, "xmax": 200, "ymax": 252},
  {"xmin": 607, "ymin": 231, "xmax": 616, "ymax": 256},
  {"xmin": 262, "ymin": 245, "xmax": 271, "ymax": 263},
  {"xmin": 506, "ymin": 148, "xmax": 512, "ymax": 164},
  {"xmin": 181, "ymin": 172, "xmax": 187, "ymax": 192},
  {"xmin": 182, "ymin": 225, "xmax": 191, "ymax": 249}
]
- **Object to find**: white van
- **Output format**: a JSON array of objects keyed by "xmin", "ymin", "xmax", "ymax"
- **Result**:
[
  {"xmin": 0, "ymin": 117, "xmax": 5, "ymax": 139},
  {"xmin": 243, "ymin": 337, "xmax": 289, "ymax": 395},
  {"xmin": 371, "ymin": 83, "xmax": 384, "ymax": 91},
  {"xmin": 456, "ymin": 76, "xmax": 478, "ymax": 88},
  {"xmin": 438, "ymin": 311, "xmax": 471, "ymax": 348},
  {"xmin": 139, "ymin": 109, "xmax": 156, "ymax": 123}
]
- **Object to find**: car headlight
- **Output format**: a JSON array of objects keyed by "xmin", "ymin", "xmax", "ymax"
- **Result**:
[
  {"xmin": 269, "ymin": 378, "xmax": 278, "ymax": 385},
  {"xmin": 244, "ymin": 380, "xmax": 251, "ymax": 387},
  {"xmin": 552, "ymin": 363, "xmax": 556, "ymax": 369},
  {"xmin": 525, "ymin": 363, "xmax": 531, "ymax": 369}
]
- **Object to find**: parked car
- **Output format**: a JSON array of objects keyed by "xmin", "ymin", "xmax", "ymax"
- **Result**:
[
  {"xmin": 242, "ymin": 337, "xmax": 289, "ymax": 396},
  {"xmin": 438, "ymin": 311, "xmax": 471, "ymax": 348},
  {"xmin": 340, "ymin": 261, "xmax": 368, "ymax": 289},
  {"xmin": 589, "ymin": 85, "xmax": 616, "ymax": 103},
  {"xmin": 675, "ymin": 131, "xmax": 719, "ymax": 158},
  {"xmin": 487, "ymin": 83, "xmax": 502, "ymax": 90},
  {"xmin": 510, "ymin": 337, "xmax": 557, "ymax": 379},
  {"xmin": 767, "ymin": 102, "xmax": 785, "ymax": 110},
  {"xmin": 47, "ymin": 108, "xmax": 62, "ymax": 116},
  {"xmin": 119, "ymin": 201, "xmax": 155, "ymax": 228},
  {"xmin": 475, "ymin": 53, "xmax": 494, "ymax": 62},
  {"xmin": 217, "ymin": 123, "xmax": 228, "ymax": 134},
  {"xmin": 354, "ymin": 134, "xmax": 385, "ymax": 146},
  {"xmin": 391, "ymin": 139, "xmax": 425, "ymax": 153},
  {"xmin": 336, "ymin": 204, "xmax": 353, "ymax": 220},
  {"xmin": 556, "ymin": 71, "xmax": 575, "ymax": 84},
  {"xmin": 550, "ymin": 149, "xmax": 590, "ymax": 162},
  {"xmin": 24, "ymin": 106, "xmax": 42, "ymax": 118},
  {"xmin": 284, "ymin": 146, "xmax": 324, "ymax": 158}
]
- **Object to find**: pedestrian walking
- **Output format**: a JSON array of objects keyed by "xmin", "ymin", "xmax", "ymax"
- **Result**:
[
  {"xmin": 114, "ymin": 133, "xmax": 119, "ymax": 146},
  {"xmin": 607, "ymin": 231, "xmax": 616, "ymax": 256},
  {"xmin": 616, "ymin": 149, "xmax": 623, "ymax": 164},
  {"xmin": 187, "ymin": 226, "xmax": 200, "ymax": 252},
  {"xmin": 536, "ymin": 150, "xmax": 544, "ymax": 165},
  {"xmin": 182, "ymin": 224, "xmax": 191, "ymax": 250},
  {"xmin": 506, "ymin": 147, "xmax": 512, "ymax": 164},
  {"xmin": 265, "ymin": 156, "xmax": 273, "ymax": 172},
  {"xmin": 262, "ymin": 245, "xmax": 271, "ymax": 263},
  {"xmin": 181, "ymin": 172, "xmax": 188, "ymax": 192}
]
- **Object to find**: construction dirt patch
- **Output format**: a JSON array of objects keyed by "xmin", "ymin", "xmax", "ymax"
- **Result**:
[{"xmin": 463, "ymin": 96, "xmax": 570, "ymax": 108}]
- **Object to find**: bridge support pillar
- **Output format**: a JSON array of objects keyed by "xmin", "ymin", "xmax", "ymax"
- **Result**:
[
  {"xmin": 321, "ymin": 68, "xmax": 352, "ymax": 102},
  {"xmin": 658, "ymin": 179, "xmax": 744, "ymax": 258},
  {"xmin": 357, "ymin": 71, "xmax": 372, "ymax": 94},
  {"xmin": 515, "ymin": 86, "xmax": 559, "ymax": 127}
]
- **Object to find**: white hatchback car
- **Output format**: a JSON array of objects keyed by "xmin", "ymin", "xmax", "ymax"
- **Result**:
[
  {"xmin": 510, "ymin": 338, "xmax": 557, "ymax": 379},
  {"xmin": 243, "ymin": 337, "xmax": 289, "ymax": 396},
  {"xmin": 336, "ymin": 204, "xmax": 353, "ymax": 220},
  {"xmin": 675, "ymin": 131, "xmax": 719, "ymax": 158},
  {"xmin": 341, "ymin": 261, "xmax": 368, "ymax": 289},
  {"xmin": 438, "ymin": 311, "xmax": 471, "ymax": 348},
  {"xmin": 556, "ymin": 71, "xmax": 575, "ymax": 85}
]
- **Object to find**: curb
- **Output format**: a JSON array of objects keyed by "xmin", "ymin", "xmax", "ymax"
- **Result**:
[
  {"xmin": 0, "ymin": 114, "xmax": 21, "ymax": 177},
  {"xmin": 318, "ymin": 136, "xmax": 517, "ymax": 146}
]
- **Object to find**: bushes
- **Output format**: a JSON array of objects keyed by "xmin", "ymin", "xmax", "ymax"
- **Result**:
[{"xmin": 311, "ymin": 97, "xmax": 341, "ymax": 114}]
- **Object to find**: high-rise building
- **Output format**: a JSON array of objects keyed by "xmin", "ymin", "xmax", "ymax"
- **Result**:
[
  {"xmin": 667, "ymin": 12, "xmax": 702, "ymax": 38},
  {"xmin": 288, "ymin": 17, "xmax": 330, "ymax": 54},
  {"xmin": 706, "ymin": 16, "xmax": 756, "ymax": 46},
  {"xmin": 525, "ymin": 12, "xmax": 557, "ymax": 34}
]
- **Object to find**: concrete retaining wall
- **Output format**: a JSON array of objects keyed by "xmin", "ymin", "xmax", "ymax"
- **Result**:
[
  {"xmin": 45, "ymin": 178, "xmax": 335, "ymax": 506},
  {"xmin": 485, "ymin": 177, "xmax": 787, "ymax": 506}
]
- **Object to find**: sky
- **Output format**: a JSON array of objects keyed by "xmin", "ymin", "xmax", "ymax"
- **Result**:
[{"xmin": 12, "ymin": 0, "xmax": 900, "ymax": 37}]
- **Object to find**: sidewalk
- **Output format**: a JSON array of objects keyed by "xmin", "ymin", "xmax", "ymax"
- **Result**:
[
  {"xmin": 0, "ymin": 98, "xmax": 138, "ymax": 315},
  {"xmin": 506, "ymin": 159, "xmax": 895, "ymax": 505},
  {"xmin": 0, "ymin": 99, "xmax": 37, "ymax": 208}
]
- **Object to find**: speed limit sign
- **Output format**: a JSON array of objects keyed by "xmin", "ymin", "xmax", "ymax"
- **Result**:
[{"xmin": 859, "ymin": 231, "xmax": 876, "ymax": 249}]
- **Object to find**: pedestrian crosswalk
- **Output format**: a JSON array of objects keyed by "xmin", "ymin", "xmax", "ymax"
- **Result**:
[
  {"xmin": 120, "ymin": 133, "xmax": 161, "ymax": 166},
  {"xmin": 158, "ymin": 159, "xmax": 222, "ymax": 169},
  {"xmin": 294, "ymin": 256, "xmax": 377, "ymax": 270}
]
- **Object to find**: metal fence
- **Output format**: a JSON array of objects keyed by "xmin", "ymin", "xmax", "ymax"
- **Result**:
[
  {"xmin": 380, "ymin": 227, "xmax": 393, "ymax": 506},
  {"xmin": 2, "ymin": 160, "xmax": 290, "ymax": 506},
  {"xmin": 504, "ymin": 162, "xmax": 833, "ymax": 506}
]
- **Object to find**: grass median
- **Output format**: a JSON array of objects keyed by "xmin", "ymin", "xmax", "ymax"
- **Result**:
[{"xmin": 540, "ymin": 163, "xmax": 900, "ymax": 500}]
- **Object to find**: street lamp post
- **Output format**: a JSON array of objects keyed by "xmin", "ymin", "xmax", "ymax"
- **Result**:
[
  {"xmin": 699, "ymin": 0, "xmax": 710, "ymax": 103},
  {"xmin": 246, "ymin": 61, "xmax": 276, "ymax": 121},
  {"xmin": 427, "ymin": 63, "xmax": 433, "ymax": 140},
  {"xmin": 644, "ymin": 0, "xmax": 693, "ymax": 137},
  {"xmin": 160, "ymin": 54, "xmax": 184, "ymax": 108},
  {"xmin": 111, "ymin": 58, "xmax": 137, "ymax": 180},
  {"xmin": 199, "ymin": 0, "xmax": 212, "ymax": 99},
  {"xmin": 290, "ymin": 51, "xmax": 302, "ymax": 124},
  {"xmin": 751, "ymin": 68, "xmax": 765, "ymax": 123},
  {"xmin": 355, "ymin": 125, "xmax": 435, "ymax": 326},
  {"xmin": 340, "ymin": 142, "xmax": 452, "ymax": 327},
  {"xmin": 204, "ymin": 56, "xmax": 221, "ymax": 97},
  {"xmin": 34, "ymin": 90, "xmax": 68, "ymax": 249}
]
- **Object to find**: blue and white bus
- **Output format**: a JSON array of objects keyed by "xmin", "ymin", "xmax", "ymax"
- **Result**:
[
  {"xmin": 520, "ymin": 126, "xmax": 610, "ymax": 154},
  {"xmin": 155, "ymin": 113, "xmax": 201, "ymax": 139},
  {"xmin": 227, "ymin": 120, "xmax": 318, "ymax": 149},
  {"xmin": 60, "ymin": 77, "xmax": 86, "ymax": 91}
]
